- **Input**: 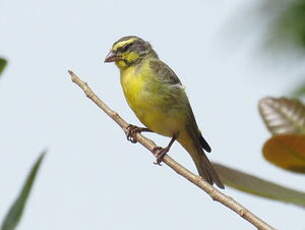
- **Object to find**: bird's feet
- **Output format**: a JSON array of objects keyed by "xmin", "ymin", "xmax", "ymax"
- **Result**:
[
  {"xmin": 152, "ymin": 146, "xmax": 170, "ymax": 166},
  {"xmin": 152, "ymin": 134, "xmax": 178, "ymax": 165},
  {"xmin": 126, "ymin": 124, "xmax": 151, "ymax": 143}
]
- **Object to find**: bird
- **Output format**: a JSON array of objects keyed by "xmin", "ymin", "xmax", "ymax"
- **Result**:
[{"xmin": 104, "ymin": 36, "xmax": 224, "ymax": 189}]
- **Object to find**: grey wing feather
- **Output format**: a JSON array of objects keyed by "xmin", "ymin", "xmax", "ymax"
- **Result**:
[
  {"xmin": 150, "ymin": 59, "xmax": 211, "ymax": 152},
  {"xmin": 149, "ymin": 59, "xmax": 182, "ymax": 85},
  {"xmin": 186, "ymin": 102, "xmax": 212, "ymax": 152}
]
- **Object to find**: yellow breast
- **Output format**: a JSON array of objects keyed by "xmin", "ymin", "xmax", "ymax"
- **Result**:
[
  {"xmin": 120, "ymin": 67, "xmax": 145, "ymax": 111},
  {"xmin": 120, "ymin": 64, "xmax": 184, "ymax": 137}
]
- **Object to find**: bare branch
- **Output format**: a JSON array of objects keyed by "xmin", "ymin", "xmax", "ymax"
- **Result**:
[{"xmin": 68, "ymin": 70, "xmax": 277, "ymax": 230}]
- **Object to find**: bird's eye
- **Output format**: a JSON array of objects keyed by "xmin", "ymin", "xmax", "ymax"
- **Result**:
[{"xmin": 120, "ymin": 43, "xmax": 133, "ymax": 52}]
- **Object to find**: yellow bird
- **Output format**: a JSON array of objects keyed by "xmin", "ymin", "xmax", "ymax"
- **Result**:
[{"xmin": 105, "ymin": 36, "xmax": 224, "ymax": 189}]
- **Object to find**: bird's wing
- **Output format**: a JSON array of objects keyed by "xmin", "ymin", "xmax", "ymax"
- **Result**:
[
  {"xmin": 149, "ymin": 59, "xmax": 182, "ymax": 85},
  {"xmin": 149, "ymin": 59, "xmax": 211, "ymax": 152},
  {"xmin": 186, "ymin": 102, "xmax": 212, "ymax": 152}
]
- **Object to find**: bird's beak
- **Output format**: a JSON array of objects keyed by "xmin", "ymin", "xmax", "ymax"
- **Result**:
[{"xmin": 104, "ymin": 50, "xmax": 118, "ymax": 63}]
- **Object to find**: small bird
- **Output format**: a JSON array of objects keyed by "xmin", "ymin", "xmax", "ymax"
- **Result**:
[{"xmin": 105, "ymin": 36, "xmax": 224, "ymax": 189}]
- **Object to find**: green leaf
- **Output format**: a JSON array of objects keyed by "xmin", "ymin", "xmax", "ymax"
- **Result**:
[
  {"xmin": 258, "ymin": 97, "xmax": 305, "ymax": 135},
  {"xmin": 262, "ymin": 0, "xmax": 305, "ymax": 54},
  {"xmin": 291, "ymin": 82, "xmax": 305, "ymax": 99},
  {"xmin": 0, "ymin": 58, "xmax": 7, "ymax": 76},
  {"xmin": 213, "ymin": 163, "xmax": 305, "ymax": 207},
  {"xmin": 1, "ymin": 152, "xmax": 46, "ymax": 230}
]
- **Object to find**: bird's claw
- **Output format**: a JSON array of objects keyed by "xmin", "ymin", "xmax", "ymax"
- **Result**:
[
  {"xmin": 126, "ymin": 124, "xmax": 151, "ymax": 143},
  {"xmin": 152, "ymin": 146, "xmax": 169, "ymax": 166},
  {"xmin": 126, "ymin": 124, "xmax": 140, "ymax": 143}
]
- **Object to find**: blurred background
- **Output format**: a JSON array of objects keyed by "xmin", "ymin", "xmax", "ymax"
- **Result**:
[{"xmin": 0, "ymin": 0, "xmax": 304, "ymax": 229}]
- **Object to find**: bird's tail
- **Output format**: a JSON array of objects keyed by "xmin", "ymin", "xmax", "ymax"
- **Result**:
[{"xmin": 178, "ymin": 132, "xmax": 224, "ymax": 189}]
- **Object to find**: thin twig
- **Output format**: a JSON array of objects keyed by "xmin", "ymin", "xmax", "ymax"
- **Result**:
[{"xmin": 68, "ymin": 70, "xmax": 277, "ymax": 230}]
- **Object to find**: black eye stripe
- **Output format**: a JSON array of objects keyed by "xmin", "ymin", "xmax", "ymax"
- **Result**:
[{"xmin": 119, "ymin": 43, "xmax": 133, "ymax": 52}]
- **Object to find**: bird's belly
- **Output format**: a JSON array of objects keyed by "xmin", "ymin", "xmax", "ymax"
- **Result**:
[
  {"xmin": 136, "ymin": 107, "xmax": 183, "ymax": 137},
  {"xmin": 122, "ymin": 80, "xmax": 184, "ymax": 137}
]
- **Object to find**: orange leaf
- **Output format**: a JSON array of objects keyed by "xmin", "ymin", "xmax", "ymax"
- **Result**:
[{"xmin": 263, "ymin": 134, "xmax": 305, "ymax": 173}]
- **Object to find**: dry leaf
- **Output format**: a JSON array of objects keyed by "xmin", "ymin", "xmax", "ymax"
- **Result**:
[{"xmin": 259, "ymin": 97, "xmax": 305, "ymax": 135}]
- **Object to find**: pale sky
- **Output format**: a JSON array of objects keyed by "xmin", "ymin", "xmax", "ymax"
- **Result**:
[{"xmin": 0, "ymin": 0, "xmax": 304, "ymax": 229}]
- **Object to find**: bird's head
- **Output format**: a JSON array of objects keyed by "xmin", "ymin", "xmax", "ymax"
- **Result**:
[{"xmin": 104, "ymin": 36, "xmax": 158, "ymax": 70}]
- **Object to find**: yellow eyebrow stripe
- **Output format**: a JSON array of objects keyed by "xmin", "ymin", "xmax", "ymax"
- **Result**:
[{"xmin": 113, "ymin": 38, "xmax": 137, "ymax": 51}]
